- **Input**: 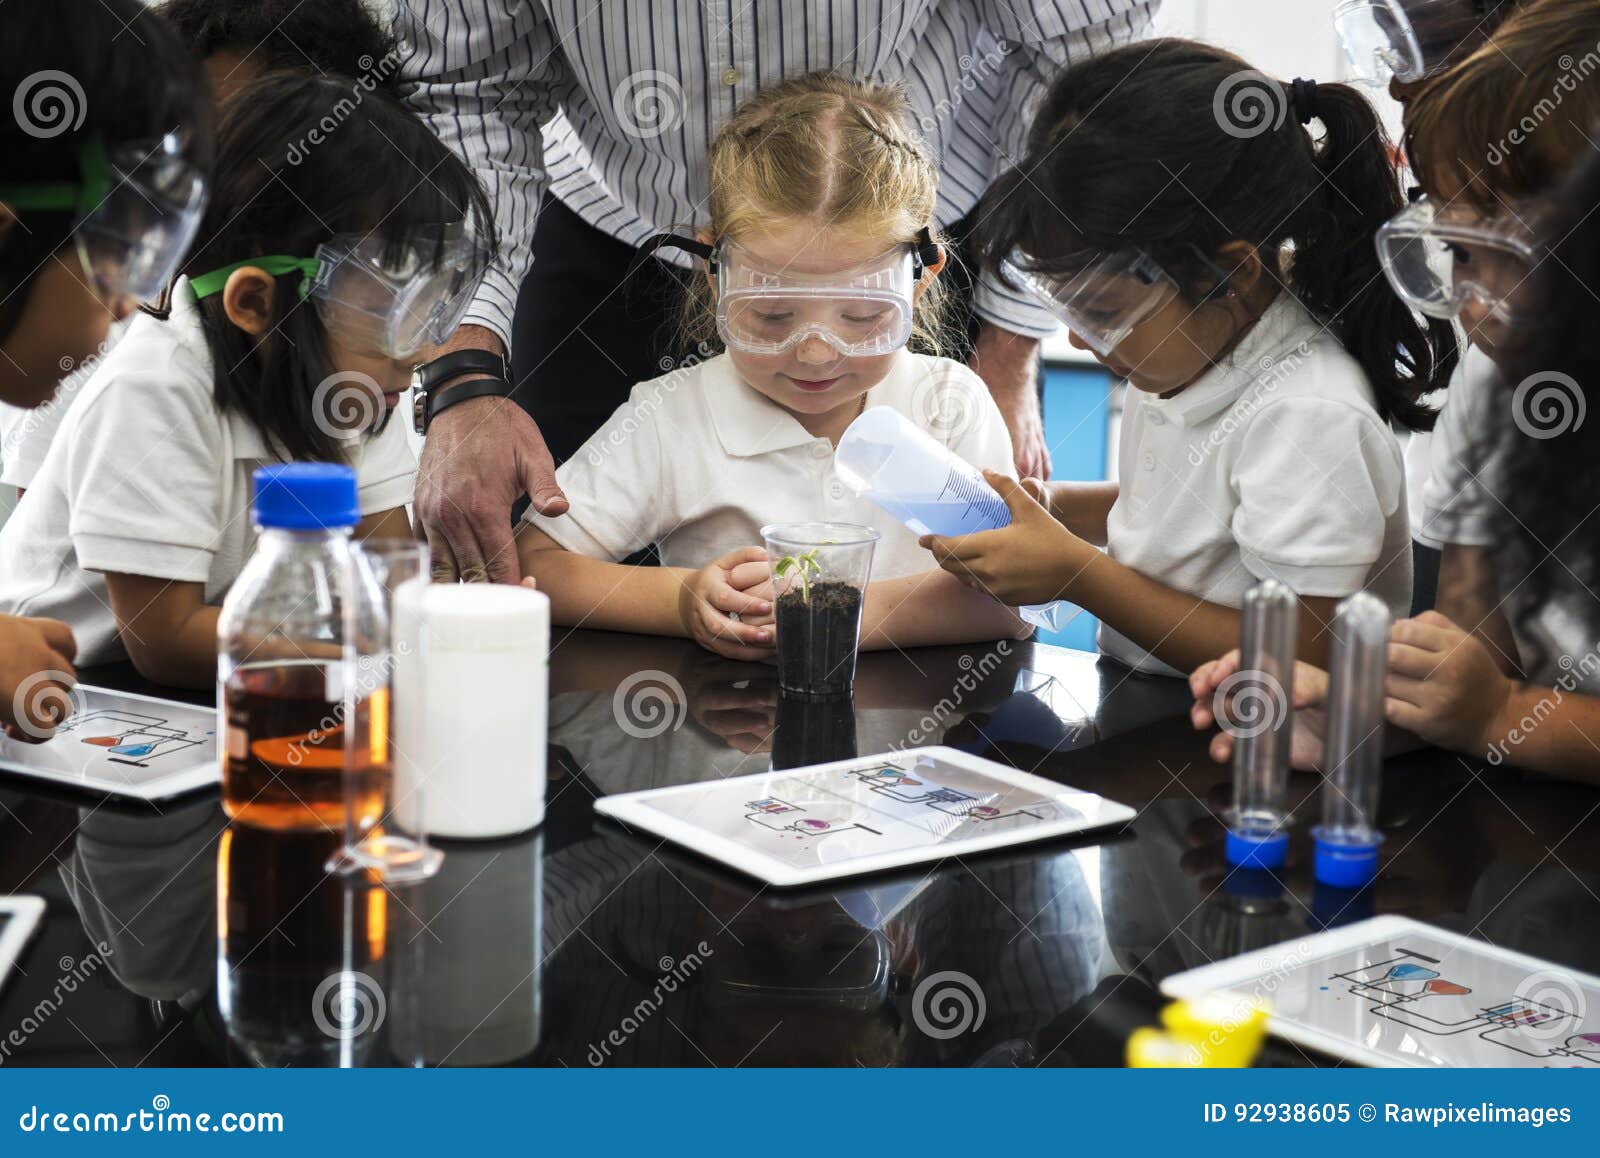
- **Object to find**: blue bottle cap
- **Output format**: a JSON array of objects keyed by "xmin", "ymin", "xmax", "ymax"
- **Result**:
[
  {"xmin": 1225, "ymin": 828, "xmax": 1288, "ymax": 870},
  {"xmin": 1311, "ymin": 827, "xmax": 1382, "ymax": 889},
  {"xmin": 252, "ymin": 463, "xmax": 360, "ymax": 530}
]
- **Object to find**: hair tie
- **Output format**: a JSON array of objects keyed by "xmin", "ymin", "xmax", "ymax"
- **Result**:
[{"xmin": 1290, "ymin": 78, "xmax": 1320, "ymax": 126}]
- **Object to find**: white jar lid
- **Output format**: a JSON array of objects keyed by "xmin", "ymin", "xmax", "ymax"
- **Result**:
[{"xmin": 402, "ymin": 584, "xmax": 550, "ymax": 652}]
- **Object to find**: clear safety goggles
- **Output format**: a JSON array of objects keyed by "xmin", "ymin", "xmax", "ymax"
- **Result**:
[
  {"xmin": 189, "ymin": 224, "xmax": 490, "ymax": 358},
  {"xmin": 1333, "ymin": 0, "xmax": 1501, "ymax": 85},
  {"xmin": 647, "ymin": 229, "xmax": 942, "ymax": 357},
  {"xmin": 1008, "ymin": 248, "xmax": 1179, "ymax": 358},
  {"xmin": 0, "ymin": 133, "xmax": 208, "ymax": 303},
  {"xmin": 1375, "ymin": 195, "xmax": 1540, "ymax": 323}
]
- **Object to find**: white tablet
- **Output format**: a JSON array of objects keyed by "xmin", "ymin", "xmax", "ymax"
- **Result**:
[
  {"xmin": 0, "ymin": 685, "xmax": 217, "ymax": 801},
  {"xmin": 594, "ymin": 745, "xmax": 1136, "ymax": 887},
  {"xmin": 0, "ymin": 896, "xmax": 45, "ymax": 996},
  {"xmin": 1162, "ymin": 914, "xmax": 1600, "ymax": 1068}
]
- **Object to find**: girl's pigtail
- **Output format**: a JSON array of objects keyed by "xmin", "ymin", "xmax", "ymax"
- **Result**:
[{"xmin": 1290, "ymin": 81, "xmax": 1457, "ymax": 430}]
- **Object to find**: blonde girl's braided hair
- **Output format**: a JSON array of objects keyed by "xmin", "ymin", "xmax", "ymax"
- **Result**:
[{"xmin": 682, "ymin": 71, "xmax": 947, "ymax": 355}]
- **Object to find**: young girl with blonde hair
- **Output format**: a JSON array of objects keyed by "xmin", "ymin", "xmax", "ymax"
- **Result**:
[{"xmin": 517, "ymin": 73, "xmax": 1026, "ymax": 659}]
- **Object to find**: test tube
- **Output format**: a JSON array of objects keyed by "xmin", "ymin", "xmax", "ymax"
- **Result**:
[
  {"xmin": 1312, "ymin": 591, "xmax": 1390, "ymax": 888},
  {"xmin": 1225, "ymin": 579, "xmax": 1298, "ymax": 870}
]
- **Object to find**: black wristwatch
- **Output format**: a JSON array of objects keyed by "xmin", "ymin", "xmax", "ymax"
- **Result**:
[{"xmin": 412, "ymin": 349, "xmax": 514, "ymax": 435}]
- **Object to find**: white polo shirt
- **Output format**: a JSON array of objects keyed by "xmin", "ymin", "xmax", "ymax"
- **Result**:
[
  {"xmin": 0, "ymin": 278, "xmax": 418, "ymax": 667},
  {"xmin": 1418, "ymin": 351, "xmax": 1600, "ymax": 691},
  {"xmin": 525, "ymin": 349, "xmax": 1015, "ymax": 578},
  {"xmin": 1101, "ymin": 294, "xmax": 1411, "ymax": 676}
]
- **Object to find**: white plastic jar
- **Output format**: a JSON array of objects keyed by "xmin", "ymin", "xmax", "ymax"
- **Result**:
[{"xmin": 392, "ymin": 583, "xmax": 549, "ymax": 839}]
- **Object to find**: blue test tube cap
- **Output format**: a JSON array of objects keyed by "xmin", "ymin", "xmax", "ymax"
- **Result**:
[
  {"xmin": 252, "ymin": 463, "xmax": 360, "ymax": 530},
  {"xmin": 1311, "ymin": 827, "xmax": 1382, "ymax": 889},
  {"xmin": 1225, "ymin": 828, "xmax": 1288, "ymax": 871}
]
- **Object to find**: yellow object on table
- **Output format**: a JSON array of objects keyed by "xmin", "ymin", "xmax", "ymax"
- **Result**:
[{"xmin": 1126, "ymin": 992, "xmax": 1270, "ymax": 1068}]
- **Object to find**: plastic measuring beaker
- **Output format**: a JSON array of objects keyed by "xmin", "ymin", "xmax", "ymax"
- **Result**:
[{"xmin": 834, "ymin": 406, "xmax": 1074, "ymax": 632}]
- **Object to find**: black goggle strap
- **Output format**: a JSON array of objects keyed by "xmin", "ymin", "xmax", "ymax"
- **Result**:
[
  {"xmin": 640, "ymin": 232, "xmax": 717, "ymax": 275},
  {"xmin": 910, "ymin": 226, "xmax": 942, "ymax": 279}
]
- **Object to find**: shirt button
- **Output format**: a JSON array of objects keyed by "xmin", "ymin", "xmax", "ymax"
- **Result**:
[
  {"xmin": 812, "ymin": 442, "xmax": 831, "ymax": 460},
  {"xmin": 1141, "ymin": 452, "xmax": 1156, "ymax": 472},
  {"xmin": 721, "ymin": 67, "xmax": 741, "ymax": 86},
  {"xmin": 1147, "ymin": 411, "xmax": 1166, "ymax": 426},
  {"xmin": 829, "ymin": 481, "xmax": 846, "ymax": 500}
]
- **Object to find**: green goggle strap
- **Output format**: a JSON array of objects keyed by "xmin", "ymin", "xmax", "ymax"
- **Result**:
[
  {"xmin": 0, "ymin": 135, "xmax": 111, "ymax": 216},
  {"xmin": 188, "ymin": 255, "xmax": 323, "ymax": 300}
]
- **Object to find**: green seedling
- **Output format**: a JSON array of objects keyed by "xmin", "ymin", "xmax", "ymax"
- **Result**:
[{"xmin": 773, "ymin": 547, "xmax": 823, "ymax": 603}]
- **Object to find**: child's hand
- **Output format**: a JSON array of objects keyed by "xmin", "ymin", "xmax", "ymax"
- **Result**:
[
  {"xmin": 726, "ymin": 557, "xmax": 775, "ymax": 629},
  {"xmin": 0, "ymin": 615, "xmax": 78, "ymax": 742},
  {"xmin": 1189, "ymin": 648, "xmax": 1329, "ymax": 770},
  {"xmin": 1385, "ymin": 611, "xmax": 1513, "ymax": 755},
  {"xmin": 918, "ymin": 470, "xmax": 1086, "ymax": 606},
  {"xmin": 680, "ymin": 547, "xmax": 776, "ymax": 661}
]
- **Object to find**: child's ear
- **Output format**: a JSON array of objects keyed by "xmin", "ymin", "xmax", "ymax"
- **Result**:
[
  {"xmin": 219, "ymin": 267, "xmax": 278, "ymax": 336},
  {"xmin": 1212, "ymin": 240, "xmax": 1266, "ymax": 297}
]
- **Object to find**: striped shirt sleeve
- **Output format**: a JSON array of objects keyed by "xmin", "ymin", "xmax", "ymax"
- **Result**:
[
  {"xmin": 969, "ymin": 0, "xmax": 1159, "ymax": 338},
  {"xmin": 395, "ymin": 1, "xmax": 574, "ymax": 353}
]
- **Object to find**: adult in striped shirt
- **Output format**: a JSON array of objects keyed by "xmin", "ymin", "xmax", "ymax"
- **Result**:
[{"xmin": 395, "ymin": 0, "xmax": 1158, "ymax": 582}]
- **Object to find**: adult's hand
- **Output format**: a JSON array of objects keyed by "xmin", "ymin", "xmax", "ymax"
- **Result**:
[
  {"xmin": 970, "ymin": 320, "xmax": 1051, "ymax": 480},
  {"xmin": 413, "ymin": 325, "xmax": 568, "ymax": 583}
]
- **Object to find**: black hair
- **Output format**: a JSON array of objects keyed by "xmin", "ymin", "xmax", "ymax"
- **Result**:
[
  {"xmin": 974, "ymin": 39, "xmax": 1458, "ymax": 431},
  {"xmin": 179, "ymin": 72, "xmax": 496, "ymax": 463},
  {"xmin": 1491, "ymin": 148, "xmax": 1600, "ymax": 671},
  {"xmin": 0, "ymin": 0, "xmax": 212, "ymax": 343},
  {"xmin": 158, "ymin": 0, "xmax": 401, "ymax": 90}
]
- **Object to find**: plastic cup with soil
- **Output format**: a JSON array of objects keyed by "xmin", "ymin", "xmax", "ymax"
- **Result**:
[{"xmin": 761, "ymin": 522, "xmax": 879, "ymax": 699}]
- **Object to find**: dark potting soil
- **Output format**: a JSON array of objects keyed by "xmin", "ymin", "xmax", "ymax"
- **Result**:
[{"xmin": 774, "ymin": 581, "xmax": 863, "ymax": 697}]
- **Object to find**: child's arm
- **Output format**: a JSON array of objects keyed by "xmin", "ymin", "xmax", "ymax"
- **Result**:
[
  {"xmin": 1038, "ymin": 480, "xmax": 1118, "ymax": 546},
  {"xmin": 103, "ymin": 507, "xmax": 416, "ymax": 688},
  {"xmin": 1388, "ymin": 610, "xmax": 1600, "ymax": 782},
  {"xmin": 859, "ymin": 570, "xmax": 1030, "ymax": 650},
  {"xmin": 922, "ymin": 471, "xmax": 1341, "ymax": 672},
  {"xmin": 516, "ymin": 524, "xmax": 775, "ymax": 660}
]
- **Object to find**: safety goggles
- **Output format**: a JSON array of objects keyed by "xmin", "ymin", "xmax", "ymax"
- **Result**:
[
  {"xmin": 1333, "ymin": 0, "xmax": 1502, "ymax": 85},
  {"xmin": 189, "ymin": 224, "xmax": 490, "ymax": 358},
  {"xmin": 1008, "ymin": 248, "xmax": 1180, "ymax": 358},
  {"xmin": 1375, "ymin": 195, "xmax": 1540, "ymax": 323},
  {"xmin": 647, "ymin": 229, "xmax": 942, "ymax": 357},
  {"xmin": 0, "ymin": 133, "xmax": 208, "ymax": 303}
]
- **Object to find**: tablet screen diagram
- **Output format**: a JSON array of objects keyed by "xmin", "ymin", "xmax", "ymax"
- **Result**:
[
  {"xmin": 641, "ymin": 751, "xmax": 1082, "ymax": 871},
  {"xmin": 1267, "ymin": 931, "xmax": 1600, "ymax": 1067},
  {"xmin": 0, "ymin": 686, "xmax": 217, "ymax": 798}
]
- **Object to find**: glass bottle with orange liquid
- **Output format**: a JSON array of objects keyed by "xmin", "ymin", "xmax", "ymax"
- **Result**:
[{"xmin": 217, "ymin": 464, "xmax": 385, "ymax": 833}]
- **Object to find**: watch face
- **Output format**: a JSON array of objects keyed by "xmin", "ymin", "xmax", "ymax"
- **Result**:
[{"xmin": 412, "ymin": 388, "xmax": 428, "ymax": 435}]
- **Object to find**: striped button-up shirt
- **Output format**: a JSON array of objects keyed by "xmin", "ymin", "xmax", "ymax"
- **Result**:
[{"xmin": 395, "ymin": 1, "xmax": 1158, "ymax": 353}]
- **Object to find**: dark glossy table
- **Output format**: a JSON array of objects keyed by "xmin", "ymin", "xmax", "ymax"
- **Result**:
[{"xmin": 1, "ymin": 631, "xmax": 1596, "ymax": 1067}]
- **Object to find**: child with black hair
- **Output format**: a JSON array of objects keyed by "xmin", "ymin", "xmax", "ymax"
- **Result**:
[
  {"xmin": 1194, "ymin": 0, "xmax": 1600, "ymax": 781},
  {"xmin": 0, "ymin": 73, "xmax": 496, "ymax": 688},
  {"xmin": 0, "ymin": 0, "xmax": 211, "ymax": 736},
  {"xmin": 2, "ymin": 0, "xmax": 404, "ymax": 495},
  {"xmin": 920, "ymin": 39, "xmax": 1457, "ymax": 676},
  {"xmin": 159, "ymin": 0, "xmax": 403, "ymax": 106}
]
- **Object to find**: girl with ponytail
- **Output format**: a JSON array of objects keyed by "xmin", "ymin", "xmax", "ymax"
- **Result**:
[{"xmin": 918, "ymin": 39, "xmax": 1458, "ymax": 676}]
